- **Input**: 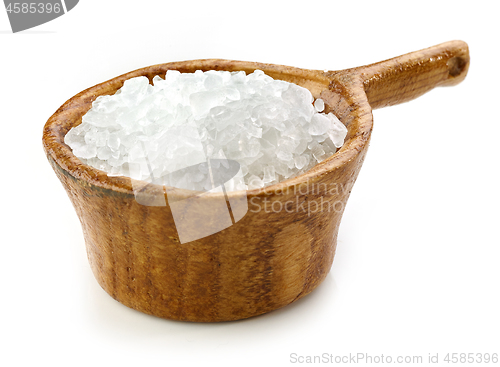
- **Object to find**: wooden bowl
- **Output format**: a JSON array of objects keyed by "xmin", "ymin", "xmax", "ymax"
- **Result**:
[{"xmin": 43, "ymin": 41, "xmax": 469, "ymax": 322}]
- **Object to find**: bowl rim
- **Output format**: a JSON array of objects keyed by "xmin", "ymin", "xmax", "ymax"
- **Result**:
[{"xmin": 42, "ymin": 59, "xmax": 373, "ymax": 200}]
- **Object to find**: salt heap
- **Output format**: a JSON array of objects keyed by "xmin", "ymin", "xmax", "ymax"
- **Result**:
[{"xmin": 65, "ymin": 70, "xmax": 348, "ymax": 191}]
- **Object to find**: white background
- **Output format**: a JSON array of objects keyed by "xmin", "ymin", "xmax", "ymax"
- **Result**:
[{"xmin": 1, "ymin": 1, "xmax": 499, "ymax": 366}]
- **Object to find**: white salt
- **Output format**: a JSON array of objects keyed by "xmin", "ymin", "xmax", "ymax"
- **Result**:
[
  {"xmin": 263, "ymin": 165, "xmax": 276, "ymax": 183},
  {"xmin": 326, "ymin": 113, "xmax": 348, "ymax": 148},
  {"xmin": 294, "ymin": 155, "xmax": 308, "ymax": 170},
  {"xmin": 308, "ymin": 114, "xmax": 332, "ymax": 136},
  {"xmin": 65, "ymin": 70, "xmax": 348, "ymax": 191},
  {"xmin": 314, "ymin": 98, "xmax": 325, "ymax": 112},
  {"xmin": 247, "ymin": 174, "xmax": 264, "ymax": 190}
]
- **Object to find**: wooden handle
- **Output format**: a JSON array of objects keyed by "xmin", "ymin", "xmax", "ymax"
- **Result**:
[{"xmin": 357, "ymin": 40, "xmax": 470, "ymax": 109}]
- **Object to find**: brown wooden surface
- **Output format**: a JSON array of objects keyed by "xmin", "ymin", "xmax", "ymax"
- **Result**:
[
  {"xmin": 42, "ymin": 41, "xmax": 469, "ymax": 322},
  {"xmin": 357, "ymin": 40, "xmax": 469, "ymax": 109}
]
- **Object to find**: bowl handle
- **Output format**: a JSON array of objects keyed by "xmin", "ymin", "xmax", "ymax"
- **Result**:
[{"xmin": 355, "ymin": 40, "xmax": 470, "ymax": 110}]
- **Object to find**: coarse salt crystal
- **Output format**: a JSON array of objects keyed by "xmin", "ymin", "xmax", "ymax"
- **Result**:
[{"xmin": 64, "ymin": 70, "xmax": 348, "ymax": 191}]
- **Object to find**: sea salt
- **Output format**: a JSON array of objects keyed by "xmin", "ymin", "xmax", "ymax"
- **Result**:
[
  {"xmin": 65, "ymin": 70, "xmax": 348, "ymax": 191},
  {"xmin": 314, "ymin": 98, "xmax": 325, "ymax": 112}
]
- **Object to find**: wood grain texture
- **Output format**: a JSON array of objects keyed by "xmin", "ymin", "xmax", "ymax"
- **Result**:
[
  {"xmin": 357, "ymin": 40, "xmax": 469, "ymax": 109},
  {"xmin": 42, "ymin": 41, "xmax": 469, "ymax": 322}
]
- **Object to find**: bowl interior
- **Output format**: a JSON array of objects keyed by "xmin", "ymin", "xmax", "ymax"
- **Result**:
[{"xmin": 43, "ymin": 60, "xmax": 373, "ymax": 200}]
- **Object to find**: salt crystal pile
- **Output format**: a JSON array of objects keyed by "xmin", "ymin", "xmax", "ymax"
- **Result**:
[{"xmin": 65, "ymin": 70, "xmax": 348, "ymax": 191}]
